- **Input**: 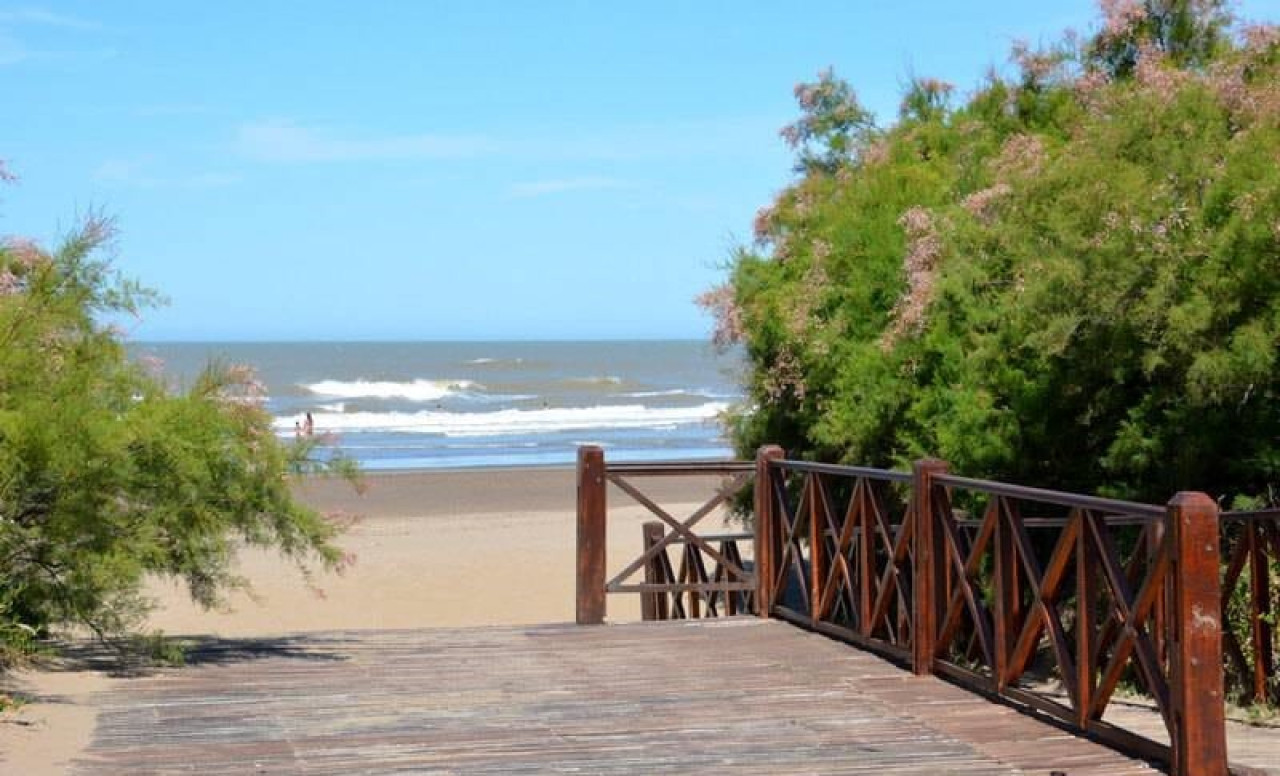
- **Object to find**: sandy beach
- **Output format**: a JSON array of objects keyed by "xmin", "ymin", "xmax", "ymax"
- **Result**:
[
  {"xmin": 149, "ymin": 466, "xmax": 742, "ymax": 633},
  {"xmin": 1, "ymin": 467, "xmax": 745, "ymax": 774}
]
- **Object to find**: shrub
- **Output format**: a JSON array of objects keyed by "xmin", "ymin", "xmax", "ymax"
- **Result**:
[
  {"xmin": 0, "ymin": 210, "xmax": 356, "ymax": 661},
  {"xmin": 709, "ymin": 2, "xmax": 1280, "ymax": 506}
]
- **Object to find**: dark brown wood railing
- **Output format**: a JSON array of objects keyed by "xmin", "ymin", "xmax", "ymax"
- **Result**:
[
  {"xmin": 757, "ymin": 453, "xmax": 1228, "ymax": 776},
  {"xmin": 638, "ymin": 523, "xmax": 754, "ymax": 619},
  {"xmin": 1220, "ymin": 508, "xmax": 1279, "ymax": 706},
  {"xmin": 578, "ymin": 444, "xmax": 1242, "ymax": 776},
  {"xmin": 756, "ymin": 455, "xmax": 916, "ymax": 662},
  {"xmin": 574, "ymin": 446, "xmax": 755, "ymax": 624}
]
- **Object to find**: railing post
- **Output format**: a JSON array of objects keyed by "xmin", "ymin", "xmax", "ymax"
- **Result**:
[
  {"xmin": 1147, "ymin": 520, "xmax": 1169, "ymax": 668},
  {"xmin": 641, "ymin": 521, "xmax": 666, "ymax": 621},
  {"xmin": 1167, "ymin": 492, "xmax": 1227, "ymax": 776},
  {"xmin": 1245, "ymin": 521, "xmax": 1274, "ymax": 704},
  {"xmin": 809, "ymin": 471, "xmax": 822, "ymax": 627},
  {"xmin": 576, "ymin": 445, "xmax": 607, "ymax": 625},
  {"xmin": 912, "ymin": 458, "xmax": 948, "ymax": 676},
  {"xmin": 754, "ymin": 445, "xmax": 784, "ymax": 618}
]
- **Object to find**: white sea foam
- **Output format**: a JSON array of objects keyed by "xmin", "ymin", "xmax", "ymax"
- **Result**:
[
  {"xmin": 273, "ymin": 402, "xmax": 728, "ymax": 438},
  {"xmin": 303, "ymin": 378, "xmax": 479, "ymax": 401},
  {"xmin": 566, "ymin": 375, "xmax": 623, "ymax": 385},
  {"xmin": 618, "ymin": 388, "xmax": 737, "ymax": 399},
  {"xmin": 618, "ymin": 389, "xmax": 687, "ymax": 398}
]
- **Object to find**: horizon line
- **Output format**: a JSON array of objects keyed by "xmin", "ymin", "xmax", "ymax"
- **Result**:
[{"xmin": 128, "ymin": 336, "xmax": 722, "ymax": 345}]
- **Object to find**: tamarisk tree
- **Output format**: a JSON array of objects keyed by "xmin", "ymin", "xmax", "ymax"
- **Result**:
[
  {"xmin": 708, "ymin": 2, "xmax": 1280, "ymax": 505},
  {"xmin": 0, "ymin": 209, "xmax": 355, "ymax": 660}
]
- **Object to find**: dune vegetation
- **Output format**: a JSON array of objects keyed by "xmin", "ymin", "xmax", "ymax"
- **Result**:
[
  {"xmin": 706, "ymin": 1, "xmax": 1280, "ymax": 506},
  {"xmin": 0, "ymin": 205, "xmax": 356, "ymax": 662}
]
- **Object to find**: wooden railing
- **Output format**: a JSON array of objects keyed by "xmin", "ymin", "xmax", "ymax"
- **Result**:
[
  {"xmin": 578, "ymin": 444, "xmax": 1236, "ymax": 775},
  {"xmin": 637, "ymin": 523, "xmax": 754, "ymax": 620},
  {"xmin": 757, "ymin": 449, "xmax": 1229, "ymax": 776},
  {"xmin": 574, "ymin": 446, "xmax": 755, "ymax": 625},
  {"xmin": 1220, "ymin": 508, "xmax": 1279, "ymax": 706},
  {"xmin": 756, "ymin": 454, "xmax": 916, "ymax": 662}
]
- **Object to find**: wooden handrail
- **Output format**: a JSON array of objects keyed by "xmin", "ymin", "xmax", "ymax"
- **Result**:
[
  {"xmin": 756, "ymin": 453, "xmax": 1230, "ymax": 776},
  {"xmin": 579, "ymin": 446, "xmax": 1251, "ymax": 775},
  {"xmin": 577, "ymin": 447, "xmax": 758, "ymax": 623}
]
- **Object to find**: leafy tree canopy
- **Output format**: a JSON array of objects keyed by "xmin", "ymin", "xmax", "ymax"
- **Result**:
[
  {"xmin": 706, "ymin": 1, "xmax": 1280, "ymax": 505},
  {"xmin": 0, "ymin": 204, "xmax": 356, "ymax": 660}
]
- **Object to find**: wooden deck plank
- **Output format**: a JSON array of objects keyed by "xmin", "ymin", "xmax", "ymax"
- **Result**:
[{"xmin": 72, "ymin": 620, "xmax": 1163, "ymax": 775}]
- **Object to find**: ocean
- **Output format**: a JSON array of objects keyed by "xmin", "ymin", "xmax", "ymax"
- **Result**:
[{"xmin": 129, "ymin": 341, "xmax": 744, "ymax": 470}]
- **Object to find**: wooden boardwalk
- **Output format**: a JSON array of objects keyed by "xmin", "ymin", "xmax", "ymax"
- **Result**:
[{"xmin": 71, "ymin": 619, "xmax": 1166, "ymax": 775}]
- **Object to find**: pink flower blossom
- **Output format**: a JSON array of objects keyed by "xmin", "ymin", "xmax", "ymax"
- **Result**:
[
  {"xmin": 762, "ymin": 346, "xmax": 806, "ymax": 403},
  {"xmin": 862, "ymin": 138, "xmax": 890, "ymax": 166},
  {"xmin": 961, "ymin": 183, "xmax": 1012, "ymax": 223},
  {"xmin": 1134, "ymin": 44, "xmax": 1190, "ymax": 101},
  {"xmin": 1100, "ymin": 0, "xmax": 1146, "ymax": 37},
  {"xmin": 783, "ymin": 258, "xmax": 832, "ymax": 338},
  {"xmin": 917, "ymin": 77, "xmax": 955, "ymax": 96},
  {"xmin": 1206, "ymin": 43, "xmax": 1280, "ymax": 124},
  {"xmin": 0, "ymin": 269, "xmax": 19, "ymax": 296},
  {"xmin": 1073, "ymin": 68, "xmax": 1111, "ymax": 109},
  {"xmin": 752, "ymin": 204, "xmax": 776, "ymax": 243},
  {"xmin": 779, "ymin": 123, "xmax": 803, "ymax": 148},
  {"xmin": 793, "ymin": 66, "xmax": 837, "ymax": 112},
  {"xmin": 6, "ymin": 238, "xmax": 43, "ymax": 268},
  {"xmin": 1242, "ymin": 24, "xmax": 1280, "ymax": 53},
  {"xmin": 220, "ymin": 363, "xmax": 269, "ymax": 404},
  {"xmin": 898, "ymin": 207, "xmax": 930, "ymax": 237},
  {"xmin": 993, "ymin": 133, "xmax": 1047, "ymax": 180},
  {"xmin": 883, "ymin": 206, "xmax": 944, "ymax": 348},
  {"xmin": 1011, "ymin": 39, "xmax": 1060, "ymax": 84},
  {"xmin": 793, "ymin": 192, "xmax": 815, "ymax": 219},
  {"xmin": 696, "ymin": 284, "xmax": 745, "ymax": 349},
  {"xmin": 811, "ymin": 239, "xmax": 832, "ymax": 262}
]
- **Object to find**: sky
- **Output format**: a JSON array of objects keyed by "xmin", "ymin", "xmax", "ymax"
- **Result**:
[{"xmin": 3, "ymin": 1, "xmax": 1279, "ymax": 342}]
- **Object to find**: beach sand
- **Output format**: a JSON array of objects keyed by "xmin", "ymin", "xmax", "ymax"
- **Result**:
[
  {"xmin": 149, "ymin": 467, "xmax": 743, "ymax": 634},
  {"xmin": 2, "ymin": 467, "xmax": 746, "ymax": 774}
]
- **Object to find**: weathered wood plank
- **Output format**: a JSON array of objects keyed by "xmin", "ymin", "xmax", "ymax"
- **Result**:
[{"xmin": 70, "ymin": 620, "xmax": 1164, "ymax": 775}]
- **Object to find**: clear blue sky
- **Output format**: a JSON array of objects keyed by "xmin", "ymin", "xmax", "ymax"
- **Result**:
[{"xmin": 3, "ymin": 1, "xmax": 1278, "ymax": 341}]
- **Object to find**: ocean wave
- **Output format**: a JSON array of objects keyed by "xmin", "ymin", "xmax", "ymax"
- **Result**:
[
  {"xmin": 302, "ymin": 378, "xmax": 480, "ymax": 402},
  {"xmin": 466, "ymin": 357, "xmax": 524, "ymax": 365},
  {"xmin": 564, "ymin": 375, "xmax": 623, "ymax": 386},
  {"xmin": 617, "ymin": 388, "xmax": 738, "ymax": 399},
  {"xmin": 272, "ymin": 402, "xmax": 728, "ymax": 438}
]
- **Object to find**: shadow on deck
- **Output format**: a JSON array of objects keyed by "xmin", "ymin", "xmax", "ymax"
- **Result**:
[{"xmin": 72, "ymin": 619, "xmax": 1171, "ymax": 775}]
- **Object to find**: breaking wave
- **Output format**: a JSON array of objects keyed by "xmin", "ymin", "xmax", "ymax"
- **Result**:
[
  {"xmin": 302, "ymin": 378, "xmax": 479, "ymax": 402},
  {"xmin": 273, "ymin": 402, "xmax": 728, "ymax": 438}
]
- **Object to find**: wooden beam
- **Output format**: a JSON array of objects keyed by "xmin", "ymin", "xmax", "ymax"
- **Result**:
[
  {"xmin": 754, "ymin": 445, "xmax": 784, "ymax": 617},
  {"xmin": 576, "ymin": 445, "xmax": 607, "ymax": 625},
  {"xmin": 641, "ymin": 521, "xmax": 666, "ymax": 621},
  {"xmin": 1167, "ymin": 492, "xmax": 1227, "ymax": 776},
  {"xmin": 1246, "ymin": 521, "xmax": 1274, "ymax": 704},
  {"xmin": 912, "ymin": 458, "xmax": 948, "ymax": 676}
]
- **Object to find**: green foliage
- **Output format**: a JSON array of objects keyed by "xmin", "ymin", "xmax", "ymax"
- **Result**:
[
  {"xmin": 711, "ymin": 7, "xmax": 1280, "ymax": 505},
  {"xmin": 0, "ymin": 214, "xmax": 357, "ymax": 662}
]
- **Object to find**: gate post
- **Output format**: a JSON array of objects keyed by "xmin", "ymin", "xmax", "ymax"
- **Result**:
[
  {"xmin": 754, "ymin": 445, "xmax": 784, "ymax": 617},
  {"xmin": 576, "ymin": 445, "xmax": 607, "ymax": 625},
  {"xmin": 912, "ymin": 459, "xmax": 948, "ymax": 676},
  {"xmin": 1167, "ymin": 492, "xmax": 1227, "ymax": 776},
  {"xmin": 641, "ymin": 521, "xmax": 667, "ymax": 621}
]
